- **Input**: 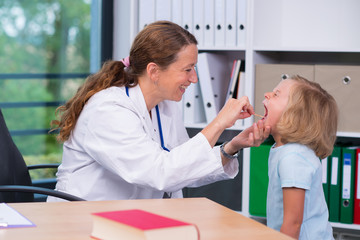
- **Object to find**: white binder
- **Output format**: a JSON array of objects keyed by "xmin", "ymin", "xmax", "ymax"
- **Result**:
[
  {"xmin": 197, "ymin": 53, "xmax": 231, "ymax": 123},
  {"xmin": 234, "ymin": 62, "xmax": 246, "ymax": 127},
  {"xmin": 155, "ymin": 0, "xmax": 171, "ymax": 21},
  {"xmin": 182, "ymin": 0, "xmax": 193, "ymax": 33},
  {"xmin": 237, "ymin": 0, "xmax": 247, "ymax": 47},
  {"xmin": 193, "ymin": 0, "xmax": 204, "ymax": 46},
  {"xmin": 225, "ymin": 0, "xmax": 237, "ymax": 46},
  {"xmin": 203, "ymin": 0, "xmax": 215, "ymax": 47},
  {"xmin": 183, "ymin": 82, "xmax": 196, "ymax": 125},
  {"xmin": 214, "ymin": 0, "xmax": 225, "ymax": 47},
  {"xmin": 236, "ymin": 63, "xmax": 246, "ymax": 99},
  {"xmin": 225, "ymin": 60, "xmax": 241, "ymax": 101},
  {"xmin": 171, "ymin": 0, "xmax": 183, "ymax": 26},
  {"xmin": 193, "ymin": 82, "xmax": 206, "ymax": 123},
  {"xmin": 138, "ymin": 0, "xmax": 155, "ymax": 31}
]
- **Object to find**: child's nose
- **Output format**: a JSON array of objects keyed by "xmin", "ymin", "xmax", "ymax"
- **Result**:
[{"xmin": 264, "ymin": 92, "xmax": 271, "ymax": 99}]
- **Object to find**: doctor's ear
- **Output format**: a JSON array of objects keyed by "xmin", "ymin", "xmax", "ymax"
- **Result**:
[{"xmin": 147, "ymin": 62, "xmax": 160, "ymax": 83}]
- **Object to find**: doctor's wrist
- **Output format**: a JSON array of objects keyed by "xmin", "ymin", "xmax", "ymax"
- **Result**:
[{"xmin": 220, "ymin": 141, "xmax": 239, "ymax": 159}]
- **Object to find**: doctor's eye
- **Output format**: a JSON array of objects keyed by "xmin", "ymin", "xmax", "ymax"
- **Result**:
[{"xmin": 186, "ymin": 67, "xmax": 195, "ymax": 73}]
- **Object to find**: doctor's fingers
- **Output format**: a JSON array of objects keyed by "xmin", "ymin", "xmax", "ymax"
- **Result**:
[
  {"xmin": 224, "ymin": 96, "xmax": 250, "ymax": 111},
  {"xmin": 215, "ymin": 101, "xmax": 243, "ymax": 128},
  {"xmin": 253, "ymin": 120, "xmax": 271, "ymax": 146},
  {"xmin": 253, "ymin": 120, "xmax": 262, "ymax": 140},
  {"xmin": 235, "ymin": 96, "xmax": 254, "ymax": 118},
  {"xmin": 220, "ymin": 98, "xmax": 252, "ymax": 121}
]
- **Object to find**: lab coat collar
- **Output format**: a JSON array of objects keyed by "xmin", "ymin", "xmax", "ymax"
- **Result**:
[
  {"xmin": 124, "ymin": 85, "xmax": 153, "ymax": 135},
  {"xmin": 124, "ymin": 85, "xmax": 173, "ymax": 150}
]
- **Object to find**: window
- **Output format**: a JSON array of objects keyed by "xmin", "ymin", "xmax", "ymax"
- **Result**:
[{"xmin": 0, "ymin": 0, "xmax": 108, "ymax": 178}]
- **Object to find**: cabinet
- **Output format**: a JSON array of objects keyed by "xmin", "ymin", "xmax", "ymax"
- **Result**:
[{"xmin": 114, "ymin": 0, "xmax": 360, "ymax": 238}]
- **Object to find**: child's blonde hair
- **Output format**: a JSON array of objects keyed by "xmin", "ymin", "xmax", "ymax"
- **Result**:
[{"xmin": 277, "ymin": 75, "xmax": 338, "ymax": 159}]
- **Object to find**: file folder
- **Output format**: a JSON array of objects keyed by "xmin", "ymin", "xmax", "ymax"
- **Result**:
[
  {"xmin": 183, "ymin": 82, "xmax": 196, "ymax": 125},
  {"xmin": 203, "ymin": 0, "xmax": 215, "ymax": 47},
  {"xmin": 171, "ymin": 0, "xmax": 183, "ymax": 26},
  {"xmin": 197, "ymin": 52, "xmax": 231, "ymax": 123},
  {"xmin": 340, "ymin": 147, "xmax": 356, "ymax": 224},
  {"xmin": 236, "ymin": 0, "xmax": 247, "ymax": 47},
  {"xmin": 138, "ymin": 0, "xmax": 155, "ymax": 30},
  {"xmin": 193, "ymin": 78, "xmax": 206, "ymax": 124},
  {"xmin": 182, "ymin": 0, "xmax": 193, "ymax": 33},
  {"xmin": 354, "ymin": 148, "xmax": 360, "ymax": 224},
  {"xmin": 236, "ymin": 61, "xmax": 246, "ymax": 99},
  {"xmin": 328, "ymin": 146, "xmax": 342, "ymax": 222},
  {"xmin": 249, "ymin": 142, "xmax": 273, "ymax": 217},
  {"xmin": 234, "ymin": 63, "xmax": 246, "ymax": 127},
  {"xmin": 193, "ymin": 0, "xmax": 204, "ymax": 46},
  {"xmin": 214, "ymin": 0, "xmax": 225, "ymax": 46},
  {"xmin": 225, "ymin": 0, "xmax": 237, "ymax": 46},
  {"xmin": 225, "ymin": 60, "xmax": 241, "ymax": 101},
  {"xmin": 321, "ymin": 156, "xmax": 331, "ymax": 207},
  {"xmin": 155, "ymin": 0, "xmax": 171, "ymax": 21}
]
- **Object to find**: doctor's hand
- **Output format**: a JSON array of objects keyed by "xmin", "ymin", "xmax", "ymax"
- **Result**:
[
  {"xmin": 201, "ymin": 96, "xmax": 256, "ymax": 148},
  {"xmin": 223, "ymin": 120, "xmax": 271, "ymax": 154},
  {"xmin": 215, "ymin": 96, "xmax": 254, "ymax": 130}
]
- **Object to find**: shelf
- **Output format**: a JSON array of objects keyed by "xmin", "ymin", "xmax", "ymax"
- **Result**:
[
  {"xmin": 198, "ymin": 46, "xmax": 246, "ymax": 51},
  {"xmin": 332, "ymin": 222, "xmax": 360, "ymax": 231},
  {"xmin": 253, "ymin": 47, "xmax": 360, "ymax": 53},
  {"xmin": 253, "ymin": 51, "xmax": 360, "ymax": 66},
  {"xmin": 337, "ymin": 132, "xmax": 360, "ymax": 138}
]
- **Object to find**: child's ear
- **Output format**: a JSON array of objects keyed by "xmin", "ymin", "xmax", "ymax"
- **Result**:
[{"xmin": 147, "ymin": 62, "xmax": 160, "ymax": 84}]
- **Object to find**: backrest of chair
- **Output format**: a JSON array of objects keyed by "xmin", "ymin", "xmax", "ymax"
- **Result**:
[{"xmin": 0, "ymin": 109, "xmax": 34, "ymax": 202}]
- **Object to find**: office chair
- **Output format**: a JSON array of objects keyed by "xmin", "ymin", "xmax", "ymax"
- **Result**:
[{"xmin": 0, "ymin": 108, "xmax": 84, "ymax": 202}]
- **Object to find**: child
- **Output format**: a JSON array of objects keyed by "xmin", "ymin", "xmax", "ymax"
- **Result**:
[{"xmin": 263, "ymin": 75, "xmax": 337, "ymax": 239}]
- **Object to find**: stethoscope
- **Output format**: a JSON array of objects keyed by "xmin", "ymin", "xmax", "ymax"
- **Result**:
[
  {"xmin": 125, "ymin": 87, "xmax": 170, "ymax": 152},
  {"xmin": 126, "ymin": 86, "xmax": 172, "ymax": 198}
]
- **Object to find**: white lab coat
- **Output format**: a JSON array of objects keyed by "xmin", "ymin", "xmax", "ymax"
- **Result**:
[{"xmin": 47, "ymin": 85, "xmax": 238, "ymax": 201}]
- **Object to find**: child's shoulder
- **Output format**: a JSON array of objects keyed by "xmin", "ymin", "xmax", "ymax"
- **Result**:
[
  {"xmin": 280, "ymin": 143, "xmax": 321, "ymax": 167},
  {"xmin": 283, "ymin": 142, "xmax": 311, "ymax": 152}
]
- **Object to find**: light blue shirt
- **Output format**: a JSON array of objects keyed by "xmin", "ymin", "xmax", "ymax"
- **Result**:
[{"xmin": 267, "ymin": 143, "xmax": 334, "ymax": 240}]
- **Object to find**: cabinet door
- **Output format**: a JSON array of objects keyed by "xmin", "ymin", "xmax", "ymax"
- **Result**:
[
  {"xmin": 315, "ymin": 65, "xmax": 360, "ymax": 133},
  {"xmin": 183, "ymin": 153, "xmax": 243, "ymax": 211},
  {"xmin": 254, "ymin": 64, "xmax": 314, "ymax": 116}
]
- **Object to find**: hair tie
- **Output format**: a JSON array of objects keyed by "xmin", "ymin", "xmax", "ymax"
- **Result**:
[{"xmin": 121, "ymin": 56, "xmax": 130, "ymax": 68}]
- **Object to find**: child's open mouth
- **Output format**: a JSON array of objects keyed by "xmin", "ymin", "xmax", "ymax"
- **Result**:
[
  {"xmin": 254, "ymin": 103, "xmax": 268, "ymax": 121},
  {"xmin": 262, "ymin": 104, "xmax": 268, "ymax": 120}
]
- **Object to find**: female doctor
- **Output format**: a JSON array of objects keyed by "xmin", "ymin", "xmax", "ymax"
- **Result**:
[{"xmin": 48, "ymin": 21, "xmax": 270, "ymax": 201}]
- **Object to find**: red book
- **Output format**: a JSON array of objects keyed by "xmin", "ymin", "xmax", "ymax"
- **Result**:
[
  {"xmin": 354, "ymin": 148, "xmax": 360, "ymax": 224},
  {"xmin": 91, "ymin": 209, "xmax": 200, "ymax": 240}
]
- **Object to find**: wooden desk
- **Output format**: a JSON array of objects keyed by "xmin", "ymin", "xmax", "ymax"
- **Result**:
[{"xmin": 3, "ymin": 198, "xmax": 292, "ymax": 240}]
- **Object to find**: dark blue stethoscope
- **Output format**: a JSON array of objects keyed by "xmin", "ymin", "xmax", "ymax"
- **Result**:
[{"xmin": 126, "ymin": 87, "xmax": 170, "ymax": 152}]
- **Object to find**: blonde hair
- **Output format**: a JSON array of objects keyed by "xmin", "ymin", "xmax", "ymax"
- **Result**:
[
  {"xmin": 277, "ymin": 75, "xmax": 338, "ymax": 158},
  {"xmin": 51, "ymin": 21, "xmax": 197, "ymax": 142}
]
